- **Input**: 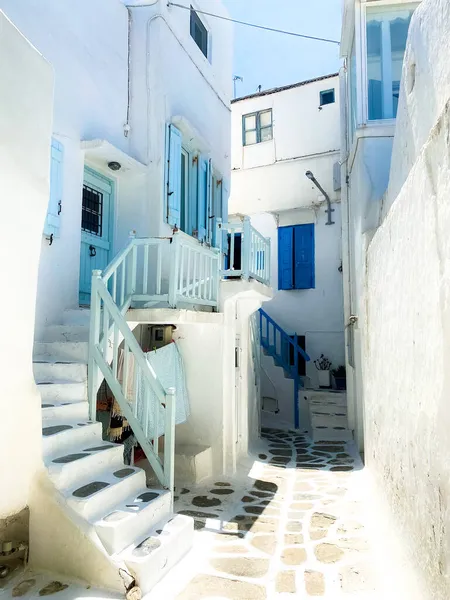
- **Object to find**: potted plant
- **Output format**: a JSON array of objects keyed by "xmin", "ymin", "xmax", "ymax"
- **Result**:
[
  {"xmin": 314, "ymin": 354, "xmax": 332, "ymax": 389},
  {"xmin": 332, "ymin": 365, "xmax": 346, "ymax": 390}
]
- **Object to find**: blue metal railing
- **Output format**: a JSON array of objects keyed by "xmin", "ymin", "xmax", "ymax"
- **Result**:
[{"xmin": 259, "ymin": 308, "xmax": 310, "ymax": 429}]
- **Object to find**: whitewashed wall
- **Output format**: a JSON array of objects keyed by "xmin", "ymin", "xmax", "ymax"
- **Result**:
[
  {"xmin": 0, "ymin": 11, "xmax": 53, "ymax": 520},
  {"xmin": 362, "ymin": 1, "xmax": 450, "ymax": 596},
  {"xmin": 230, "ymin": 76, "xmax": 340, "ymax": 215}
]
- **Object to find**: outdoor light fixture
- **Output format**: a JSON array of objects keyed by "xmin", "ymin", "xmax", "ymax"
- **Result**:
[
  {"xmin": 305, "ymin": 170, "xmax": 334, "ymax": 225},
  {"xmin": 108, "ymin": 161, "xmax": 122, "ymax": 172}
]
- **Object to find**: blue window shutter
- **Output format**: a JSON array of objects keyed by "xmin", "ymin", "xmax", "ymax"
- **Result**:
[
  {"xmin": 44, "ymin": 138, "xmax": 63, "ymax": 237},
  {"xmin": 166, "ymin": 124, "xmax": 182, "ymax": 227},
  {"xmin": 278, "ymin": 226, "xmax": 294, "ymax": 290},
  {"xmin": 207, "ymin": 159, "xmax": 213, "ymax": 243},
  {"xmin": 221, "ymin": 177, "xmax": 229, "ymax": 249},
  {"xmin": 197, "ymin": 156, "xmax": 208, "ymax": 241},
  {"xmin": 188, "ymin": 154, "xmax": 198, "ymax": 237},
  {"xmin": 294, "ymin": 224, "xmax": 315, "ymax": 289}
]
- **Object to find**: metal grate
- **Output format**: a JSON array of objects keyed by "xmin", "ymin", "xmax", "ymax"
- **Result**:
[{"xmin": 82, "ymin": 185, "xmax": 103, "ymax": 236}]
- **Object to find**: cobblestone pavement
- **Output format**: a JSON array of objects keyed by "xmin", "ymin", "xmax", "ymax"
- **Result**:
[{"xmin": 149, "ymin": 427, "xmax": 382, "ymax": 599}]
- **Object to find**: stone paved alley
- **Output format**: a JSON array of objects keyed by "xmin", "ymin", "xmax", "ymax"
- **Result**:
[{"xmin": 148, "ymin": 427, "xmax": 417, "ymax": 600}]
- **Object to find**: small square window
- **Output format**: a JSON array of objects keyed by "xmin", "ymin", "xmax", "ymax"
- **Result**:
[
  {"xmin": 242, "ymin": 109, "xmax": 273, "ymax": 146},
  {"xmin": 190, "ymin": 6, "xmax": 208, "ymax": 58},
  {"xmin": 320, "ymin": 89, "xmax": 335, "ymax": 106}
]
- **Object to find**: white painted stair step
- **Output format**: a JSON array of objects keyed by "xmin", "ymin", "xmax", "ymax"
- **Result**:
[
  {"xmin": 46, "ymin": 441, "xmax": 125, "ymax": 489},
  {"xmin": 63, "ymin": 308, "xmax": 91, "ymax": 326},
  {"xmin": 37, "ymin": 381, "xmax": 87, "ymax": 403},
  {"xmin": 121, "ymin": 513, "xmax": 194, "ymax": 595},
  {"xmin": 39, "ymin": 325, "xmax": 90, "ymax": 343},
  {"xmin": 42, "ymin": 419, "xmax": 102, "ymax": 457},
  {"xmin": 312, "ymin": 415, "xmax": 348, "ymax": 428},
  {"xmin": 95, "ymin": 489, "xmax": 171, "ymax": 555},
  {"xmin": 34, "ymin": 341, "xmax": 89, "ymax": 362},
  {"xmin": 41, "ymin": 400, "xmax": 88, "ymax": 422},
  {"xmin": 34, "ymin": 361, "xmax": 87, "ymax": 383},
  {"xmin": 65, "ymin": 467, "xmax": 147, "ymax": 521},
  {"xmin": 312, "ymin": 427, "xmax": 353, "ymax": 442}
]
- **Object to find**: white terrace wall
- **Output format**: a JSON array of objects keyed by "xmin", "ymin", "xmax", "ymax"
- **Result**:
[
  {"xmin": 0, "ymin": 11, "xmax": 53, "ymax": 528},
  {"xmin": 363, "ymin": 1, "xmax": 450, "ymax": 596}
]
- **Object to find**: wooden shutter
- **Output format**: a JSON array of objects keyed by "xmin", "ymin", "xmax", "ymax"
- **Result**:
[
  {"xmin": 197, "ymin": 156, "xmax": 208, "ymax": 241},
  {"xmin": 294, "ymin": 224, "xmax": 315, "ymax": 289},
  {"xmin": 165, "ymin": 124, "xmax": 182, "ymax": 227},
  {"xmin": 44, "ymin": 138, "xmax": 63, "ymax": 237},
  {"xmin": 278, "ymin": 226, "xmax": 294, "ymax": 290}
]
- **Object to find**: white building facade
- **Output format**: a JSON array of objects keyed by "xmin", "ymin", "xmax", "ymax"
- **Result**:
[
  {"xmin": 230, "ymin": 75, "xmax": 345, "ymax": 430},
  {"xmin": 340, "ymin": 0, "xmax": 421, "ymax": 449},
  {"xmin": 0, "ymin": 0, "xmax": 271, "ymax": 593}
]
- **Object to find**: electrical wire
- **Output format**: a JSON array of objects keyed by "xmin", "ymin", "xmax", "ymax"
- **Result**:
[{"xmin": 167, "ymin": 2, "xmax": 340, "ymax": 45}]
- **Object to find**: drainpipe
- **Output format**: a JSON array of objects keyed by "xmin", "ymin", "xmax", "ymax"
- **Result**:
[{"xmin": 305, "ymin": 171, "xmax": 335, "ymax": 225}]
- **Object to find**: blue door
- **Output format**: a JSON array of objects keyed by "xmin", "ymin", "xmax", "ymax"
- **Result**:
[{"xmin": 79, "ymin": 167, "xmax": 113, "ymax": 305}]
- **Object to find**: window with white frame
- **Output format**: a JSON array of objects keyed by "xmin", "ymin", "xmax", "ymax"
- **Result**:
[
  {"xmin": 242, "ymin": 109, "xmax": 273, "ymax": 146},
  {"xmin": 190, "ymin": 6, "xmax": 208, "ymax": 58},
  {"xmin": 366, "ymin": 5, "xmax": 415, "ymax": 121}
]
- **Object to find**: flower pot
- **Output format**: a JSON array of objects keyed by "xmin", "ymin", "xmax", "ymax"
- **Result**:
[
  {"xmin": 333, "ymin": 376, "xmax": 346, "ymax": 391},
  {"xmin": 317, "ymin": 370, "xmax": 331, "ymax": 389}
]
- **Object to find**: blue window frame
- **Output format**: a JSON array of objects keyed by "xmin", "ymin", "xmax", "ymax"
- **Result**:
[
  {"xmin": 278, "ymin": 224, "xmax": 315, "ymax": 290},
  {"xmin": 242, "ymin": 109, "xmax": 273, "ymax": 146},
  {"xmin": 320, "ymin": 89, "xmax": 335, "ymax": 106}
]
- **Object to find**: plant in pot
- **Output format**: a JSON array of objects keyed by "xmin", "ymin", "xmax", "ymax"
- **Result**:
[
  {"xmin": 332, "ymin": 365, "xmax": 346, "ymax": 390},
  {"xmin": 314, "ymin": 354, "xmax": 332, "ymax": 389}
]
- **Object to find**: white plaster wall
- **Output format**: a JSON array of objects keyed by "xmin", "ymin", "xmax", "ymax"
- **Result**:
[
  {"xmin": 0, "ymin": 12, "xmax": 53, "ymax": 517},
  {"xmin": 128, "ymin": 0, "xmax": 233, "ymax": 239},
  {"xmin": 230, "ymin": 76, "xmax": 340, "ymax": 215},
  {"xmin": 0, "ymin": 0, "xmax": 130, "ymax": 337},
  {"xmin": 362, "ymin": 2, "xmax": 450, "ymax": 594}
]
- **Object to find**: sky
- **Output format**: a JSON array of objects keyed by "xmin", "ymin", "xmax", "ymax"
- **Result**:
[{"xmin": 222, "ymin": 0, "xmax": 343, "ymax": 98}]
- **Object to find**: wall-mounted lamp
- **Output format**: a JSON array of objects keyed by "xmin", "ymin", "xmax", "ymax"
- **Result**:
[
  {"xmin": 305, "ymin": 170, "xmax": 334, "ymax": 225},
  {"xmin": 192, "ymin": 155, "xmax": 198, "ymax": 165},
  {"xmin": 108, "ymin": 161, "xmax": 122, "ymax": 172}
]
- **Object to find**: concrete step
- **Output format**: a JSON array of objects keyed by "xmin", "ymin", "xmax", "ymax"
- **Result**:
[
  {"xmin": 64, "ymin": 466, "xmax": 147, "ymax": 521},
  {"xmin": 121, "ymin": 513, "xmax": 194, "ymax": 595},
  {"xmin": 174, "ymin": 445, "xmax": 213, "ymax": 485},
  {"xmin": 311, "ymin": 415, "xmax": 349, "ymax": 429},
  {"xmin": 34, "ymin": 341, "xmax": 89, "ymax": 363},
  {"xmin": 34, "ymin": 361, "xmax": 87, "ymax": 384},
  {"xmin": 41, "ymin": 400, "xmax": 89, "ymax": 422},
  {"xmin": 312, "ymin": 426, "xmax": 353, "ymax": 442},
  {"xmin": 42, "ymin": 418, "xmax": 102, "ymax": 457},
  {"xmin": 37, "ymin": 381, "xmax": 87, "ymax": 403},
  {"xmin": 63, "ymin": 309, "xmax": 91, "ymax": 326},
  {"xmin": 46, "ymin": 440, "xmax": 125, "ymax": 490},
  {"xmin": 40, "ymin": 325, "xmax": 90, "ymax": 343},
  {"xmin": 95, "ymin": 489, "xmax": 171, "ymax": 555}
]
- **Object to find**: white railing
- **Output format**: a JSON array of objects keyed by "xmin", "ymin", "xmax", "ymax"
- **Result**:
[
  {"xmin": 217, "ymin": 216, "xmax": 271, "ymax": 286},
  {"xmin": 88, "ymin": 271, "xmax": 175, "ymax": 493}
]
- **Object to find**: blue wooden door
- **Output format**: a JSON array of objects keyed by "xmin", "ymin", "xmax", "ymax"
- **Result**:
[{"xmin": 79, "ymin": 167, "xmax": 113, "ymax": 305}]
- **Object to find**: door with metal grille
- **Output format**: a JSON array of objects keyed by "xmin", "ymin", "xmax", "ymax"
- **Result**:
[{"xmin": 79, "ymin": 167, "xmax": 113, "ymax": 305}]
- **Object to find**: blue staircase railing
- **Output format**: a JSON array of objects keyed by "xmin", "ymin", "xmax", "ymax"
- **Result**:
[{"xmin": 259, "ymin": 308, "xmax": 310, "ymax": 429}]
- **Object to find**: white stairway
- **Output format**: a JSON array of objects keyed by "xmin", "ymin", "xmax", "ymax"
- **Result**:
[
  {"xmin": 306, "ymin": 390, "xmax": 353, "ymax": 442},
  {"xmin": 33, "ymin": 308, "xmax": 193, "ymax": 595}
]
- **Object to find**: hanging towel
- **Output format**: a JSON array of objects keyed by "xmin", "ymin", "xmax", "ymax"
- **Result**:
[
  {"xmin": 109, "ymin": 348, "xmax": 136, "ymax": 441},
  {"xmin": 136, "ymin": 342, "xmax": 190, "ymax": 440}
]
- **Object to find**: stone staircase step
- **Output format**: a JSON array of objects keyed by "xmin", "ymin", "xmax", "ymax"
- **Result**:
[
  {"xmin": 63, "ymin": 308, "xmax": 91, "ymax": 326},
  {"xmin": 41, "ymin": 400, "xmax": 89, "ymax": 422},
  {"xmin": 65, "ymin": 466, "xmax": 147, "ymax": 521},
  {"xmin": 46, "ymin": 440, "xmax": 125, "ymax": 490},
  {"xmin": 40, "ymin": 325, "xmax": 90, "ymax": 343},
  {"xmin": 312, "ymin": 427, "xmax": 353, "ymax": 442},
  {"xmin": 37, "ymin": 381, "xmax": 87, "ymax": 403},
  {"xmin": 95, "ymin": 489, "xmax": 171, "ymax": 555},
  {"xmin": 34, "ymin": 361, "xmax": 87, "ymax": 383},
  {"xmin": 34, "ymin": 341, "xmax": 89, "ymax": 363},
  {"xmin": 312, "ymin": 415, "xmax": 348, "ymax": 428},
  {"xmin": 42, "ymin": 419, "xmax": 102, "ymax": 457},
  {"xmin": 121, "ymin": 513, "xmax": 194, "ymax": 595}
]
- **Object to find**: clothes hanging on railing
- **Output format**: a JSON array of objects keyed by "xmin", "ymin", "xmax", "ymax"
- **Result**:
[{"xmin": 137, "ymin": 341, "xmax": 190, "ymax": 440}]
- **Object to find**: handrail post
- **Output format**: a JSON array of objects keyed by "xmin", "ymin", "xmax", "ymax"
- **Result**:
[
  {"xmin": 129, "ymin": 230, "xmax": 137, "ymax": 299},
  {"xmin": 88, "ymin": 270, "xmax": 103, "ymax": 421},
  {"xmin": 164, "ymin": 387, "xmax": 176, "ymax": 503},
  {"xmin": 242, "ymin": 216, "xmax": 251, "ymax": 280},
  {"xmin": 266, "ymin": 237, "xmax": 271, "ymax": 286},
  {"xmin": 168, "ymin": 233, "xmax": 180, "ymax": 308},
  {"xmin": 216, "ymin": 218, "xmax": 223, "ymax": 276}
]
